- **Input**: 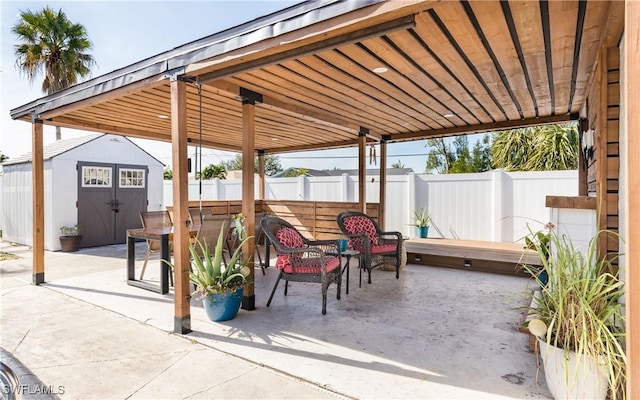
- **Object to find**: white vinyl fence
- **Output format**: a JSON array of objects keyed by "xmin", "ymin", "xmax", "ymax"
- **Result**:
[{"xmin": 164, "ymin": 170, "xmax": 578, "ymax": 243}]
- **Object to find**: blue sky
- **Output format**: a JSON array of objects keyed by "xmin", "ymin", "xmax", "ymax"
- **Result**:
[{"xmin": 1, "ymin": 0, "xmax": 440, "ymax": 172}]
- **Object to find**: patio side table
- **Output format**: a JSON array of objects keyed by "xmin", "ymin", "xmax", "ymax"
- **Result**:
[{"xmin": 340, "ymin": 249, "xmax": 359, "ymax": 295}]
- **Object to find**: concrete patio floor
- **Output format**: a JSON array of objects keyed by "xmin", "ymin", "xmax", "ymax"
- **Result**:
[{"xmin": 0, "ymin": 240, "xmax": 552, "ymax": 399}]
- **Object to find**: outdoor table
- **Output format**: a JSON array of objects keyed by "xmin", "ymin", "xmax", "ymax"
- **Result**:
[
  {"xmin": 126, "ymin": 224, "xmax": 199, "ymax": 294},
  {"xmin": 327, "ymin": 249, "xmax": 359, "ymax": 295}
]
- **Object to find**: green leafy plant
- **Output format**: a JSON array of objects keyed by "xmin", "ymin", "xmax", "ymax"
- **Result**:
[
  {"xmin": 187, "ymin": 222, "xmax": 251, "ymax": 298},
  {"xmin": 523, "ymin": 230, "xmax": 626, "ymax": 399},
  {"xmin": 59, "ymin": 225, "xmax": 80, "ymax": 236},
  {"xmin": 410, "ymin": 208, "xmax": 432, "ymax": 228}
]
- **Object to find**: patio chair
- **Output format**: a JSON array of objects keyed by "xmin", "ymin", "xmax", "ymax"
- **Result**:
[
  {"xmin": 336, "ymin": 211, "xmax": 402, "ymax": 287},
  {"xmin": 188, "ymin": 209, "xmax": 231, "ymax": 265},
  {"xmin": 254, "ymin": 212, "xmax": 268, "ymax": 274},
  {"xmin": 139, "ymin": 210, "xmax": 173, "ymax": 284},
  {"xmin": 261, "ymin": 216, "xmax": 342, "ymax": 315}
]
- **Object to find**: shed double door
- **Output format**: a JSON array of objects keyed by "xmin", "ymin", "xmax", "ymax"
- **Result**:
[{"xmin": 77, "ymin": 162, "xmax": 148, "ymax": 248}]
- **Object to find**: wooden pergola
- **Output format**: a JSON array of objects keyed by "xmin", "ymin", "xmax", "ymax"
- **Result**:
[{"xmin": 10, "ymin": 1, "xmax": 639, "ymax": 394}]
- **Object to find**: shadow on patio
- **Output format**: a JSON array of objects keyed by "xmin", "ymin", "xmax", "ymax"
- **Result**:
[{"xmin": 1, "ymin": 241, "xmax": 551, "ymax": 399}]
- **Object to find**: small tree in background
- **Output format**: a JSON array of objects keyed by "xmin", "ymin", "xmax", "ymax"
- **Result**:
[
  {"xmin": 163, "ymin": 167, "xmax": 173, "ymax": 180},
  {"xmin": 197, "ymin": 164, "xmax": 227, "ymax": 180},
  {"xmin": 391, "ymin": 160, "xmax": 405, "ymax": 169},
  {"xmin": 424, "ymin": 134, "xmax": 492, "ymax": 174},
  {"xmin": 283, "ymin": 168, "xmax": 309, "ymax": 177},
  {"xmin": 223, "ymin": 154, "xmax": 283, "ymax": 176}
]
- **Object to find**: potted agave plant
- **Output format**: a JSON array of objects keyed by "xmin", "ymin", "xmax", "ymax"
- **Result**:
[
  {"xmin": 189, "ymin": 222, "xmax": 251, "ymax": 322},
  {"xmin": 522, "ymin": 229, "xmax": 626, "ymax": 400},
  {"xmin": 411, "ymin": 208, "xmax": 432, "ymax": 238}
]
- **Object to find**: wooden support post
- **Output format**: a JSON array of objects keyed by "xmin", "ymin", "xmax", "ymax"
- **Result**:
[
  {"xmin": 379, "ymin": 135, "xmax": 389, "ymax": 228},
  {"xmin": 31, "ymin": 116, "xmax": 45, "ymax": 285},
  {"xmin": 358, "ymin": 127, "xmax": 367, "ymax": 214},
  {"xmin": 170, "ymin": 78, "xmax": 191, "ymax": 334},
  {"xmin": 241, "ymin": 88, "xmax": 258, "ymax": 311},
  {"xmin": 258, "ymin": 150, "xmax": 265, "ymax": 200},
  {"xmin": 624, "ymin": 1, "xmax": 639, "ymax": 395}
]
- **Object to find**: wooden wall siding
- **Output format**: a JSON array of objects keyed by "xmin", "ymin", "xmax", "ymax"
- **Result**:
[
  {"xmin": 25, "ymin": 1, "xmax": 622, "ymax": 157},
  {"xmin": 263, "ymin": 200, "xmax": 380, "ymax": 240},
  {"xmin": 585, "ymin": 45, "xmax": 620, "ymax": 264},
  {"xmin": 171, "ymin": 200, "xmax": 380, "ymax": 240}
]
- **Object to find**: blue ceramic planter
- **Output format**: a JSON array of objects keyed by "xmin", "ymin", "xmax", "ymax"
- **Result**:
[
  {"xmin": 416, "ymin": 226, "xmax": 429, "ymax": 238},
  {"xmin": 203, "ymin": 288, "xmax": 243, "ymax": 322}
]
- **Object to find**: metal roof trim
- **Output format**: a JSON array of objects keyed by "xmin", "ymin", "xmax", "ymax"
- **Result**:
[{"xmin": 10, "ymin": 0, "xmax": 382, "ymax": 121}]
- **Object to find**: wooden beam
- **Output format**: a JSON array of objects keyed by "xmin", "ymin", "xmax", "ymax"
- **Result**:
[
  {"xmin": 242, "ymin": 100, "xmax": 256, "ymax": 311},
  {"xmin": 191, "ymin": 14, "xmax": 418, "ymax": 82},
  {"xmin": 545, "ymin": 195, "xmax": 596, "ymax": 210},
  {"xmin": 624, "ymin": 1, "xmax": 639, "ymax": 395},
  {"xmin": 170, "ymin": 79, "xmax": 192, "ymax": 334},
  {"xmin": 379, "ymin": 137, "xmax": 388, "ymax": 229},
  {"xmin": 31, "ymin": 118, "xmax": 45, "ymax": 285},
  {"xmin": 358, "ymin": 129, "xmax": 367, "ymax": 213},
  {"xmin": 390, "ymin": 114, "xmax": 572, "ymax": 142},
  {"xmin": 204, "ymin": 80, "xmax": 362, "ymax": 136}
]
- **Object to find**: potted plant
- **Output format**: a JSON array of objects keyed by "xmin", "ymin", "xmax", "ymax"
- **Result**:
[
  {"xmin": 411, "ymin": 208, "xmax": 432, "ymax": 238},
  {"xmin": 59, "ymin": 225, "xmax": 82, "ymax": 252},
  {"xmin": 522, "ymin": 230, "xmax": 626, "ymax": 400},
  {"xmin": 188, "ymin": 222, "xmax": 252, "ymax": 322}
]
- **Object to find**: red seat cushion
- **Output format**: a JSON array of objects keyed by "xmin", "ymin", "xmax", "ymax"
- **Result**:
[
  {"xmin": 371, "ymin": 243, "xmax": 397, "ymax": 254},
  {"xmin": 343, "ymin": 216, "xmax": 378, "ymax": 247},
  {"xmin": 275, "ymin": 255, "xmax": 340, "ymax": 274}
]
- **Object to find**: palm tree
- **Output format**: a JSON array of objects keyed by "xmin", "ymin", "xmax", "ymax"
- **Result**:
[
  {"xmin": 13, "ymin": 7, "xmax": 95, "ymax": 140},
  {"xmin": 492, "ymin": 123, "xmax": 578, "ymax": 171}
]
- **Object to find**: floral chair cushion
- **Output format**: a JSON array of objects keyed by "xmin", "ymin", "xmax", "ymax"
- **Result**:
[{"xmin": 276, "ymin": 255, "xmax": 341, "ymax": 274}]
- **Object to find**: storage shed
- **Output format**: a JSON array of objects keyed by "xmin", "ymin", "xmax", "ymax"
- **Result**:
[{"xmin": 1, "ymin": 134, "xmax": 164, "ymax": 250}]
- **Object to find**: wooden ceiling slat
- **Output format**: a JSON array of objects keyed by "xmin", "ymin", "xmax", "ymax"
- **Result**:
[
  {"xmin": 228, "ymin": 69, "xmax": 405, "ymax": 134},
  {"xmin": 315, "ymin": 49, "xmax": 433, "ymax": 131},
  {"xmin": 337, "ymin": 43, "xmax": 452, "ymax": 128},
  {"xmin": 362, "ymin": 35, "xmax": 479, "ymax": 126},
  {"xmin": 271, "ymin": 59, "xmax": 407, "ymax": 133},
  {"xmin": 467, "ymin": 1, "xmax": 537, "ymax": 119},
  {"xmin": 429, "ymin": 4, "xmax": 519, "ymax": 120},
  {"xmin": 548, "ymin": 1, "xmax": 580, "ymax": 115},
  {"xmin": 571, "ymin": 1, "xmax": 611, "ymax": 114},
  {"xmin": 260, "ymin": 60, "xmax": 416, "ymax": 131},
  {"xmin": 411, "ymin": 13, "xmax": 500, "ymax": 122},
  {"xmin": 507, "ymin": 0, "xmax": 552, "ymax": 116}
]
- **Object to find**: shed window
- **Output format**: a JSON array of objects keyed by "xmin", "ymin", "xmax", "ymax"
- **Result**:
[
  {"xmin": 82, "ymin": 167, "xmax": 112, "ymax": 187},
  {"xmin": 120, "ymin": 169, "xmax": 145, "ymax": 188}
]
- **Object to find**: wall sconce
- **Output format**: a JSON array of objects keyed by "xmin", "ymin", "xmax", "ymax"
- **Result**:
[{"xmin": 582, "ymin": 129, "xmax": 594, "ymax": 159}]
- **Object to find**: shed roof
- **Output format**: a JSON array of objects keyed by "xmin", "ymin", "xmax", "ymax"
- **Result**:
[{"xmin": 1, "ymin": 134, "xmax": 163, "ymax": 166}]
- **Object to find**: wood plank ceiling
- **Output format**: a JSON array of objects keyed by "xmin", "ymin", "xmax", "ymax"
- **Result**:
[{"xmin": 32, "ymin": 0, "xmax": 616, "ymax": 155}]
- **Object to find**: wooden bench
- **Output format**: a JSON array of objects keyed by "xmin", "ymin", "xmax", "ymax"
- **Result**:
[{"xmin": 405, "ymin": 238, "xmax": 542, "ymax": 277}]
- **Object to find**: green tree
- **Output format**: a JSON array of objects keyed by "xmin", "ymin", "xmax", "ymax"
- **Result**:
[
  {"xmin": 283, "ymin": 168, "xmax": 309, "ymax": 177},
  {"xmin": 163, "ymin": 167, "xmax": 173, "ymax": 180},
  {"xmin": 492, "ymin": 123, "xmax": 578, "ymax": 171},
  {"xmin": 425, "ymin": 134, "xmax": 492, "ymax": 174},
  {"xmin": 13, "ymin": 7, "xmax": 95, "ymax": 141},
  {"xmin": 197, "ymin": 164, "xmax": 227, "ymax": 180},
  {"xmin": 0, "ymin": 151, "xmax": 8, "ymax": 163},
  {"xmin": 223, "ymin": 154, "xmax": 283, "ymax": 176},
  {"xmin": 391, "ymin": 160, "xmax": 405, "ymax": 168}
]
